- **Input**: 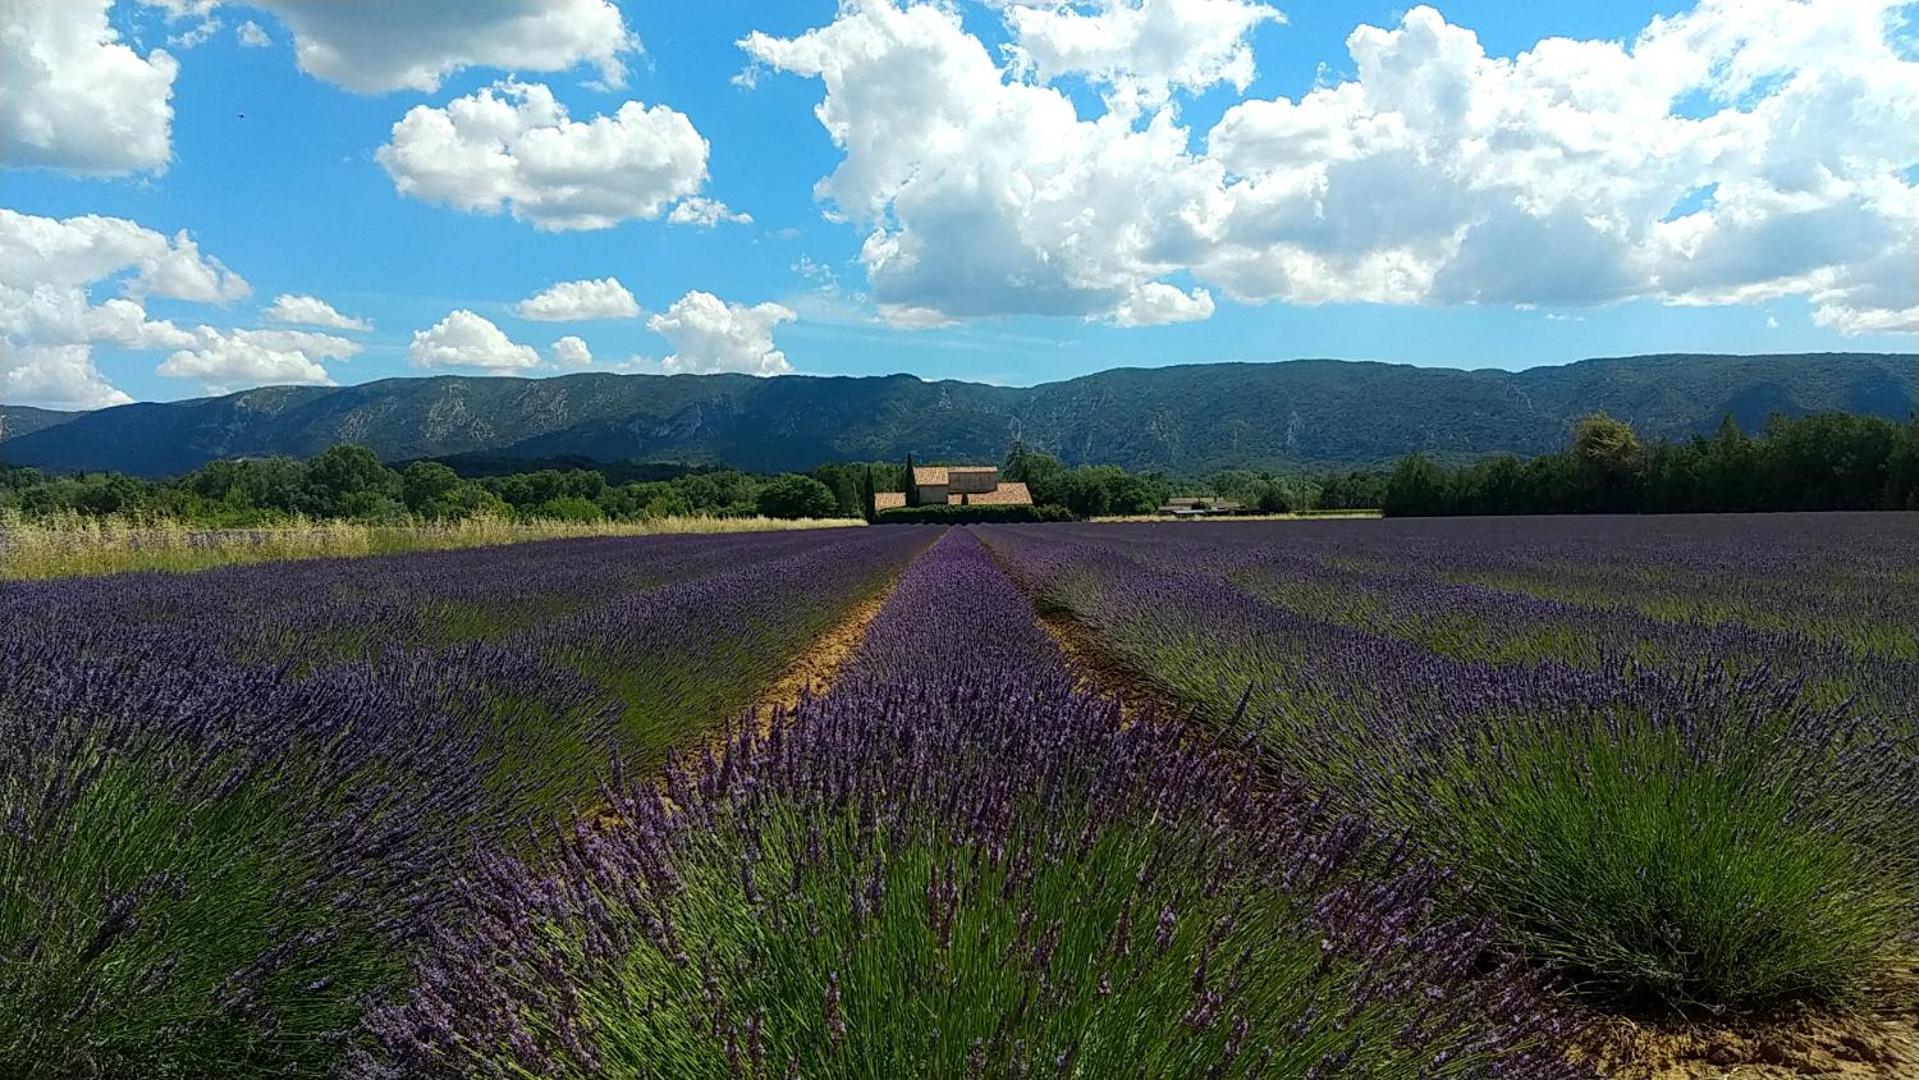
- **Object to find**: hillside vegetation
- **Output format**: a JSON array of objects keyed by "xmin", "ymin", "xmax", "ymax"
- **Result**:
[{"xmin": 3, "ymin": 353, "xmax": 1910, "ymax": 476}]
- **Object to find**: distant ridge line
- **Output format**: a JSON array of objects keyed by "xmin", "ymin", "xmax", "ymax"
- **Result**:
[{"xmin": 3, "ymin": 352, "xmax": 1911, "ymax": 477}]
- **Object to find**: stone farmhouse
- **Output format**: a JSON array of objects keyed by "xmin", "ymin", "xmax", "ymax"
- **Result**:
[{"xmin": 875, "ymin": 464, "xmax": 1032, "ymax": 510}]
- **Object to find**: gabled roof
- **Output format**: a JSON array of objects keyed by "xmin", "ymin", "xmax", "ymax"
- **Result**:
[
  {"xmin": 913, "ymin": 466, "xmax": 949, "ymax": 485},
  {"xmin": 964, "ymin": 482, "xmax": 1031, "ymax": 506}
]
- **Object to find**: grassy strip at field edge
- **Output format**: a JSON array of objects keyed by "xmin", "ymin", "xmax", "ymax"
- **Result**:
[{"xmin": 0, "ymin": 512, "xmax": 864, "ymax": 580}]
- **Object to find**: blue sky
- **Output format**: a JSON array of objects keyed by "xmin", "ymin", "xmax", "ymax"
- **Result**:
[{"xmin": 1, "ymin": 0, "xmax": 1914, "ymax": 409}]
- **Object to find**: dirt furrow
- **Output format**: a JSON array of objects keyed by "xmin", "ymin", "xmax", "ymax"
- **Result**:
[{"xmin": 751, "ymin": 577, "xmax": 900, "ymax": 720}]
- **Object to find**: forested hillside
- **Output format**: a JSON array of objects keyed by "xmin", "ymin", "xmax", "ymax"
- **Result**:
[{"xmin": 3, "ymin": 353, "xmax": 1910, "ymax": 476}]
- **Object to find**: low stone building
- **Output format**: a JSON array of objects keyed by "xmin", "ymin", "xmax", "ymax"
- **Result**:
[{"xmin": 885, "ymin": 464, "xmax": 1032, "ymax": 508}]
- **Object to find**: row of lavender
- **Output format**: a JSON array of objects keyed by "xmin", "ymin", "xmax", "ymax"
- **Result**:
[
  {"xmin": 0, "ymin": 526, "xmax": 932, "ymax": 1078},
  {"xmin": 978, "ymin": 517, "xmax": 1919, "ymax": 1017},
  {"xmin": 370, "ymin": 529, "xmax": 1587, "ymax": 1077}
]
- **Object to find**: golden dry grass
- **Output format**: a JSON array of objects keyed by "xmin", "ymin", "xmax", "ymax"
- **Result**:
[{"xmin": 0, "ymin": 512, "xmax": 863, "ymax": 580}]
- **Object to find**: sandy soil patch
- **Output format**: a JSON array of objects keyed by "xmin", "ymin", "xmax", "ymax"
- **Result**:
[
  {"xmin": 752, "ymin": 579, "xmax": 900, "ymax": 719},
  {"xmin": 1580, "ymin": 958, "xmax": 1917, "ymax": 1079}
]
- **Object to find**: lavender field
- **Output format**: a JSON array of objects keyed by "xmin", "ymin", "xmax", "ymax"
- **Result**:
[{"xmin": 4, "ymin": 516, "xmax": 1915, "ymax": 1077}]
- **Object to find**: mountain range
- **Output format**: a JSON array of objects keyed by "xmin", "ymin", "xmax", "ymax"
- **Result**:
[{"xmin": 3, "ymin": 353, "xmax": 1912, "ymax": 478}]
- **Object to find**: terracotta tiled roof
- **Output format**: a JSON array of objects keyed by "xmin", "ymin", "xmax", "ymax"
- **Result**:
[
  {"xmin": 913, "ymin": 466, "xmax": 949, "ymax": 485},
  {"xmin": 965, "ymin": 482, "xmax": 1032, "ymax": 506},
  {"xmin": 875, "ymin": 491, "xmax": 907, "ymax": 510},
  {"xmin": 947, "ymin": 466, "xmax": 995, "ymax": 476}
]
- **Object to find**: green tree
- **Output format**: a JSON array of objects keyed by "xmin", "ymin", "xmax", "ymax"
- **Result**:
[
  {"xmin": 401, "ymin": 461, "xmax": 463, "ymax": 515},
  {"xmin": 1382, "ymin": 454, "xmax": 1451, "ymax": 517},
  {"xmin": 1003, "ymin": 445, "xmax": 1069, "ymax": 506},
  {"xmin": 756, "ymin": 474, "xmax": 839, "ymax": 519},
  {"xmin": 1570, "ymin": 412, "xmax": 1646, "ymax": 512},
  {"xmin": 810, "ymin": 463, "xmax": 868, "ymax": 519},
  {"xmin": 1889, "ymin": 416, "xmax": 1919, "ymax": 510},
  {"xmin": 302, "ymin": 445, "xmax": 402, "ymax": 519}
]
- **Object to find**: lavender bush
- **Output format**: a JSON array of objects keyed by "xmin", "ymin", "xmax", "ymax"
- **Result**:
[
  {"xmin": 0, "ymin": 527, "xmax": 932, "ymax": 1076},
  {"xmin": 980, "ymin": 518, "xmax": 1919, "ymax": 1012},
  {"xmin": 367, "ymin": 532, "xmax": 1585, "ymax": 1077}
]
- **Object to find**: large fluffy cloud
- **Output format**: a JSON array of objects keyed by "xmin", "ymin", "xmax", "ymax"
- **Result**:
[
  {"xmin": 0, "ymin": 209, "xmax": 249, "ymax": 301},
  {"xmin": 409, "ymin": 310, "xmax": 542, "ymax": 370},
  {"xmin": 648, "ymin": 291, "xmax": 796, "ymax": 375},
  {"xmin": 0, "ymin": 0, "xmax": 178, "ymax": 174},
  {"xmin": 740, "ymin": 3, "xmax": 1229, "ymax": 327},
  {"xmin": 378, "ymin": 81, "xmax": 729, "ymax": 232},
  {"xmin": 514, "ymin": 277, "xmax": 642, "ymax": 321},
  {"xmin": 0, "ymin": 210, "xmax": 258, "ymax": 409},
  {"xmin": 742, "ymin": 0, "xmax": 1919, "ymax": 333},
  {"xmin": 1111, "ymin": 282, "xmax": 1216, "ymax": 326}
]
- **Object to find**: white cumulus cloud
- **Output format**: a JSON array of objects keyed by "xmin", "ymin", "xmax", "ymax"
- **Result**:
[
  {"xmin": 185, "ymin": 0, "xmax": 635, "ymax": 93},
  {"xmin": 377, "ymin": 81, "xmax": 718, "ymax": 232},
  {"xmin": 237, "ymin": 20, "xmax": 270, "ymax": 48},
  {"xmin": 0, "ymin": 0, "xmax": 179, "ymax": 174},
  {"xmin": 551, "ymin": 335, "xmax": 593, "ymax": 366},
  {"xmin": 648, "ymin": 291, "xmax": 796, "ymax": 376},
  {"xmin": 263, "ymin": 293, "xmax": 370, "ymax": 331},
  {"xmin": 1, "ymin": 343, "xmax": 132, "ymax": 411},
  {"xmin": 409, "ymin": 310, "xmax": 542, "ymax": 370},
  {"xmin": 667, "ymin": 196, "xmax": 753, "ymax": 227},
  {"xmin": 158, "ymin": 327, "xmax": 359, "ymax": 391},
  {"xmin": 741, "ymin": 3, "xmax": 1228, "ymax": 325},
  {"xmin": 0, "ymin": 209, "xmax": 259, "ymax": 408},
  {"xmin": 514, "ymin": 277, "xmax": 642, "ymax": 321},
  {"xmin": 1111, "ymin": 282, "xmax": 1216, "ymax": 326},
  {"xmin": 1004, "ymin": 0, "xmax": 1282, "ymax": 110},
  {"xmin": 742, "ymin": 0, "xmax": 1919, "ymax": 335}
]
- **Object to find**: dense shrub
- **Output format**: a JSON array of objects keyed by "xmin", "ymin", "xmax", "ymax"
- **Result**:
[{"xmin": 754, "ymin": 473, "xmax": 841, "ymax": 519}]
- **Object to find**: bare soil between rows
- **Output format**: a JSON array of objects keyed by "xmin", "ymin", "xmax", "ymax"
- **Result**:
[
  {"xmin": 751, "ymin": 578, "xmax": 900, "ymax": 719},
  {"xmin": 1033, "ymin": 607, "xmax": 1184, "ymax": 723},
  {"xmin": 1583, "ymin": 959, "xmax": 1918, "ymax": 1079}
]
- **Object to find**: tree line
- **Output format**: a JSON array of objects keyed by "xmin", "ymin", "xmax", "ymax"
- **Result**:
[
  {"xmin": 0, "ymin": 443, "xmax": 1389, "ymax": 528},
  {"xmin": 20, "ymin": 410, "xmax": 1906, "ymax": 528},
  {"xmin": 999, "ymin": 444, "xmax": 1384, "ymax": 517},
  {"xmin": 0, "ymin": 446, "xmax": 874, "ymax": 525},
  {"xmin": 1383, "ymin": 411, "xmax": 1919, "ymax": 517}
]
